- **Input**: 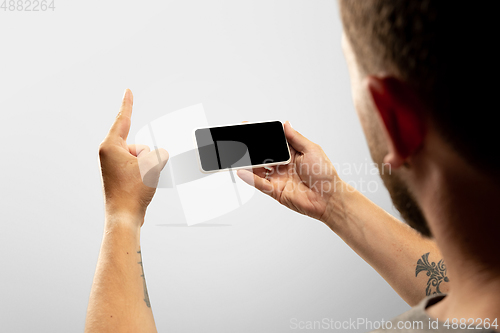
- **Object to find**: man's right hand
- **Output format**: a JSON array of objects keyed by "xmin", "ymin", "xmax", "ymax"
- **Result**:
[
  {"xmin": 239, "ymin": 121, "xmax": 448, "ymax": 306},
  {"xmin": 237, "ymin": 121, "xmax": 344, "ymax": 223}
]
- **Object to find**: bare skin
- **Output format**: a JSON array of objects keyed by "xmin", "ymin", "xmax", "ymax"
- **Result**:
[
  {"xmin": 85, "ymin": 88, "xmax": 450, "ymax": 333},
  {"xmin": 84, "ymin": 89, "xmax": 168, "ymax": 333},
  {"xmin": 238, "ymin": 122, "xmax": 447, "ymax": 306},
  {"xmin": 85, "ymin": 87, "xmax": 454, "ymax": 333},
  {"xmin": 341, "ymin": 30, "xmax": 500, "ymax": 324},
  {"xmin": 85, "ymin": 10, "xmax": 499, "ymax": 330}
]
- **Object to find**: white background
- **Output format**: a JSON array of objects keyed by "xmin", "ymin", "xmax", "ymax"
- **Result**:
[{"xmin": 0, "ymin": 1, "xmax": 409, "ymax": 332}]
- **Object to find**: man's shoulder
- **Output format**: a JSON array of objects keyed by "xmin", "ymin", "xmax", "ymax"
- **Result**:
[
  {"xmin": 369, "ymin": 294, "xmax": 438, "ymax": 333},
  {"xmin": 370, "ymin": 294, "xmax": 497, "ymax": 333}
]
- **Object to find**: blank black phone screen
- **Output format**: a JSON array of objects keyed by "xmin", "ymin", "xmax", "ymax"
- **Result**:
[{"xmin": 195, "ymin": 121, "xmax": 290, "ymax": 172}]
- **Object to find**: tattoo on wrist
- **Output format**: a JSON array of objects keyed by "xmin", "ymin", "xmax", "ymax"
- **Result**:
[
  {"xmin": 415, "ymin": 252, "xmax": 449, "ymax": 296},
  {"xmin": 137, "ymin": 250, "xmax": 151, "ymax": 308}
]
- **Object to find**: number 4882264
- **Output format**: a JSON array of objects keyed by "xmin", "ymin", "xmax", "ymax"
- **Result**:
[
  {"xmin": 1, "ymin": 0, "xmax": 55, "ymax": 11},
  {"xmin": 443, "ymin": 318, "xmax": 498, "ymax": 330}
]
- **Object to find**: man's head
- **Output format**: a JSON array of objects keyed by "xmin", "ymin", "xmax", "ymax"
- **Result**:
[{"xmin": 339, "ymin": 0, "xmax": 497, "ymax": 237}]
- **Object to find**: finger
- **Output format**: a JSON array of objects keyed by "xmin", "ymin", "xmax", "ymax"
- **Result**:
[
  {"xmin": 138, "ymin": 148, "xmax": 170, "ymax": 188},
  {"xmin": 109, "ymin": 89, "xmax": 134, "ymax": 141},
  {"xmin": 252, "ymin": 167, "xmax": 275, "ymax": 178},
  {"xmin": 283, "ymin": 121, "xmax": 316, "ymax": 153},
  {"xmin": 237, "ymin": 169, "xmax": 274, "ymax": 194},
  {"xmin": 128, "ymin": 144, "xmax": 150, "ymax": 158},
  {"xmin": 145, "ymin": 148, "xmax": 169, "ymax": 170}
]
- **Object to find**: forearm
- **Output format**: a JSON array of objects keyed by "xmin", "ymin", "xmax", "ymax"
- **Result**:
[
  {"xmin": 324, "ymin": 182, "xmax": 449, "ymax": 306},
  {"xmin": 85, "ymin": 213, "xmax": 157, "ymax": 333}
]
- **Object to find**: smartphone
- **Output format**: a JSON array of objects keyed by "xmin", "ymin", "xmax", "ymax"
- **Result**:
[{"xmin": 194, "ymin": 120, "xmax": 291, "ymax": 172}]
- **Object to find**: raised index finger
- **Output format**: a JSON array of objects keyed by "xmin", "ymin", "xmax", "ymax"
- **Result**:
[{"xmin": 108, "ymin": 89, "xmax": 134, "ymax": 141}]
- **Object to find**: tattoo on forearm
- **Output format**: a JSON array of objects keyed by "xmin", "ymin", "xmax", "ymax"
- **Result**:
[
  {"xmin": 415, "ymin": 252, "xmax": 449, "ymax": 296},
  {"xmin": 137, "ymin": 250, "xmax": 151, "ymax": 308}
]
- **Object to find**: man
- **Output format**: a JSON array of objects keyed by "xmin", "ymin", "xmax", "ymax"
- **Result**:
[{"xmin": 85, "ymin": 1, "xmax": 499, "ymax": 332}]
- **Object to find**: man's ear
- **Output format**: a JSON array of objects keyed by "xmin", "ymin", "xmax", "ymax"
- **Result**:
[{"xmin": 366, "ymin": 76, "xmax": 426, "ymax": 169}]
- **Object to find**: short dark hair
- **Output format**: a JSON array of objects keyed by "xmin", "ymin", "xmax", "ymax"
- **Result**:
[{"xmin": 340, "ymin": 0, "xmax": 497, "ymax": 174}]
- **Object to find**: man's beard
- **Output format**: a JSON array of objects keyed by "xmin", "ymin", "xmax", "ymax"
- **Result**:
[
  {"xmin": 380, "ymin": 171, "xmax": 432, "ymax": 237},
  {"xmin": 364, "ymin": 116, "xmax": 432, "ymax": 237}
]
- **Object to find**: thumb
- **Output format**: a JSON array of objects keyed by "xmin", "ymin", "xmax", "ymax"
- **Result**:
[
  {"xmin": 283, "ymin": 121, "xmax": 316, "ymax": 153},
  {"xmin": 138, "ymin": 148, "xmax": 169, "ymax": 188}
]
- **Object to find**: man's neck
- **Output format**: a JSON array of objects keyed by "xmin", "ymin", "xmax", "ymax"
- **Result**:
[{"xmin": 412, "ymin": 134, "xmax": 500, "ymax": 322}]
